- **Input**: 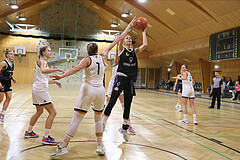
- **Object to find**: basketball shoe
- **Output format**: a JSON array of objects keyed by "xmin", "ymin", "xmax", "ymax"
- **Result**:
[
  {"xmin": 178, "ymin": 119, "xmax": 188, "ymax": 124},
  {"xmin": 24, "ymin": 131, "xmax": 39, "ymax": 138},
  {"xmin": 96, "ymin": 144, "xmax": 105, "ymax": 156},
  {"xmin": 193, "ymin": 119, "xmax": 198, "ymax": 125},
  {"xmin": 127, "ymin": 126, "xmax": 136, "ymax": 135},
  {"xmin": 42, "ymin": 135, "xmax": 58, "ymax": 145},
  {"xmin": 118, "ymin": 128, "xmax": 128, "ymax": 141},
  {"xmin": 50, "ymin": 144, "xmax": 68, "ymax": 158},
  {"xmin": 0, "ymin": 113, "xmax": 4, "ymax": 124}
]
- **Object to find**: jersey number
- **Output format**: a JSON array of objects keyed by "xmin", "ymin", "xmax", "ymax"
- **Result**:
[{"xmin": 96, "ymin": 62, "xmax": 100, "ymax": 75}]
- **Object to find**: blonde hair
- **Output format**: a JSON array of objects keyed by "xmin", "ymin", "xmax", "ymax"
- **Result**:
[{"xmin": 87, "ymin": 43, "xmax": 98, "ymax": 56}]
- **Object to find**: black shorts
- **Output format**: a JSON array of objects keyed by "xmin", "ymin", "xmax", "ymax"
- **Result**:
[
  {"xmin": 177, "ymin": 84, "xmax": 182, "ymax": 93},
  {"xmin": 0, "ymin": 79, "xmax": 12, "ymax": 92}
]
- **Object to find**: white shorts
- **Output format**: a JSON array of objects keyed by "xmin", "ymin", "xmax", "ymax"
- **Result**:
[
  {"xmin": 182, "ymin": 86, "xmax": 195, "ymax": 99},
  {"xmin": 32, "ymin": 87, "xmax": 52, "ymax": 106},
  {"xmin": 75, "ymin": 82, "xmax": 105, "ymax": 112},
  {"xmin": 106, "ymin": 79, "xmax": 123, "ymax": 97}
]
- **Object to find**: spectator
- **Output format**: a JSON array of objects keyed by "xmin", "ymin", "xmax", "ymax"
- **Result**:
[
  {"xmin": 209, "ymin": 71, "xmax": 223, "ymax": 109},
  {"xmin": 222, "ymin": 76, "xmax": 228, "ymax": 98},
  {"xmin": 231, "ymin": 81, "xmax": 240, "ymax": 101},
  {"xmin": 166, "ymin": 80, "xmax": 174, "ymax": 91},
  {"xmin": 227, "ymin": 77, "xmax": 234, "ymax": 87},
  {"xmin": 159, "ymin": 79, "xmax": 165, "ymax": 86}
]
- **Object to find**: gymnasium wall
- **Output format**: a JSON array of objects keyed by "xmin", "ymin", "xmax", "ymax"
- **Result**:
[{"xmin": 0, "ymin": 35, "xmax": 38, "ymax": 84}]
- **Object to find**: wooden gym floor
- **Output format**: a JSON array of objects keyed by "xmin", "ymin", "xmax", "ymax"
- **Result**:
[{"xmin": 0, "ymin": 85, "xmax": 240, "ymax": 160}]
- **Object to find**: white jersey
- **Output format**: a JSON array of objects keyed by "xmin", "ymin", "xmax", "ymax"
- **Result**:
[
  {"xmin": 182, "ymin": 71, "xmax": 193, "ymax": 88},
  {"xmin": 33, "ymin": 60, "xmax": 50, "ymax": 90},
  {"xmin": 83, "ymin": 55, "xmax": 105, "ymax": 87}
]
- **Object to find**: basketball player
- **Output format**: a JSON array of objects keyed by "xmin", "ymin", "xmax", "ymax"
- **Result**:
[
  {"xmin": 103, "ymin": 17, "xmax": 148, "ymax": 141},
  {"xmin": 50, "ymin": 35, "xmax": 123, "ymax": 158},
  {"xmin": 0, "ymin": 49, "xmax": 17, "ymax": 124},
  {"xmin": 173, "ymin": 69, "xmax": 183, "ymax": 112},
  {"xmin": 105, "ymin": 40, "xmax": 136, "ymax": 135},
  {"xmin": 173, "ymin": 65, "xmax": 197, "ymax": 125},
  {"xmin": 24, "ymin": 46, "xmax": 64, "ymax": 145}
]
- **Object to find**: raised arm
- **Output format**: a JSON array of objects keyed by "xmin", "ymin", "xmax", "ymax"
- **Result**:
[
  {"xmin": 114, "ymin": 41, "xmax": 120, "ymax": 65},
  {"xmin": 135, "ymin": 27, "xmax": 148, "ymax": 54},
  {"xmin": 52, "ymin": 57, "xmax": 90, "ymax": 80},
  {"xmin": 40, "ymin": 59, "xmax": 64, "ymax": 74},
  {"xmin": 118, "ymin": 17, "xmax": 136, "ymax": 52},
  {"xmin": 100, "ymin": 34, "xmax": 123, "ymax": 60}
]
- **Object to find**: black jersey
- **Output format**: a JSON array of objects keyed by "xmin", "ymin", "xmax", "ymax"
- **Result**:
[
  {"xmin": 117, "ymin": 47, "xmax": 138, "ymax": 81},
  {"xmin": 0, "ymin": 60, "xmax": 14, "ymax": 81}
]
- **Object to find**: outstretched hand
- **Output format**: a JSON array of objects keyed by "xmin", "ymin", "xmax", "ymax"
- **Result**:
[
  {"xmin": 55, "ymin": 81, "xmax": 62, "ymax": 88},
  {"xmin": 129, "ymin": 16, "xmax": 136, "ymax": 27},
  {"xmin": 51, "ymin": 75, "xmax": 63, "ymax": 80},
  {"xmin": 57, "ymin": 68, "xmax": 65, "ymax": 73},
  {"xmin": 114, "ymin": 34, "xmax": 123, "ymax": 42}
]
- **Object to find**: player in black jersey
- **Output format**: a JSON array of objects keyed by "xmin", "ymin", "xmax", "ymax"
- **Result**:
[
  {"xmin": 103, "ymin": 17, "xmax": 148, "ymax": 141},
  {"xmin": 0, "ymin": 49, "xmax": 17, "ymax": 124},
  {"xmin": 173, "ymin": 69, "xmax": 183, "ymax": 112}
]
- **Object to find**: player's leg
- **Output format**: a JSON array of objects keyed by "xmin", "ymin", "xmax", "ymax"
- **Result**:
[
  {"xmin": 177, "ymin": 92, "xmax": 182, "ymax": 112},
  {"xmin": 189, "ymin": 98, "xmax": 197, "ymax": 124},
  {"xmin": 216, "ymin": 89, "xmax": 221, "ymax": 109},
  {"xmin": 24, "ymin": 105, "xmax": 43, "ymax": 138},
  {"xmin": 92, "ymin": 85, "xmax": 105, "ymax": 156},
  {"xmin": 51, "ymin": 83, "xmax": 92, "ymax": 158},
  {"xmin": 119, "ymin": 78, "xmax": 133, "ymax": 141},
  {"xmin": 0, "ymin": 92, "xmax": 5, "ymax": 123},
  {"xmin": 103, "ymin": 76, "xmax": 124, "ymax": 126},
  {"xmin": 42, "ymin": 103, "xmax": 58, "ymax": 145},
  {"xmin": 179, "ymin": 97, "xmax": 188, "ymax": 124}
]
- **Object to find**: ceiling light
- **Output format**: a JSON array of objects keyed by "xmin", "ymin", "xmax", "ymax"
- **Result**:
[
  {"xmin": 9, "ymin": 4, "xmax": 18, "ymax": 9},
  {"xmin": 121, "ymin": 8, "xmax": 132, "ymax": 18},
  {"xmin": 18, "ymin": 16, "xmax": 26, "ymax": 21},
  {"xmin": 121, "ymin": 13, "xmax": 128, "ymax": 18},
  {"xmin": 167, "ymin": 68, "xmax": 171, "ymax": 72},
  {"xmin": 138, "ymin": 0, "xmax": 146, "ymax": 2},
  {"xmin": 111, "ymin": 23, "xmax": 119, "ymax": 28}
]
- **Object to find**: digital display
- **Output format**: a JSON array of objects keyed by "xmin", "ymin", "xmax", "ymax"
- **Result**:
[{"xmin": 209, "ymin": 27, "xmax": 239, "ymax": 61}]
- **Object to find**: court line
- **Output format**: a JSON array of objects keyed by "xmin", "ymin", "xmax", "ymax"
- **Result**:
[
  {"xmin": 163, "ymin": 119, "xmax": 240, "ymax": 154},
  {"xmin": 5, "ymin": 97, "xmax": 32, "ymax": 120},
  {"xmin": 131, "ymin": 110, "xmax": 232, "ymax": 160},
  {"xmin": 145, "ymin": 90, "xmax": 240, "ymax": 109},
  {"xmin": 8, "ymin": 140, "xmax": 188, "ymax": 160}
]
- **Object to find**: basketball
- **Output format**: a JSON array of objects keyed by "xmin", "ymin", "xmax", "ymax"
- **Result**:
[{"xmin": 134, "ymin": 17, "xmax": 148, "ymax": 31}]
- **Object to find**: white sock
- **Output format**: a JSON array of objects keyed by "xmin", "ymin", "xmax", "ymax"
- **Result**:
[
  {"xmin": 193, "ymin": 114, "xmax": 197, "ymax": 119},
  {"xmin": 184, "ymin": 114, "xmax": 188, "ymax": 120},
  {"xmin": 27, "ymin": 125, "xmax": 34, "ymax": 133},
  {"xmin": 121, "ymin": 103, "xmax": 124, "ymax": 109},
  {"xmin": 59, "ymin": 140, "xmax": 68, "ymax": 148},
  {"xmin": 1, "ymin": 110, "xmax": 5, "ymax": 115},
  {"xmin": 44, "ymin": 129, "xmax": 51, "ymax": 138},
  {"xmin": 128, "ymin": 119, "xmax": 131, "ymax": 125}
]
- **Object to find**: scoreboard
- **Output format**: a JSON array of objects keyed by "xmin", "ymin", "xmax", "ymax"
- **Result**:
[{"xmin": 209, "ymin": 27, "xmax": 240, "ymax": 61}]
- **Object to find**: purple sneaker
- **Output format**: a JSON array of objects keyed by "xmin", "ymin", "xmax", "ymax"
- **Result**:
[
  {"xmin": 0, "ymin": 113, "xmax": 4, "ymax": 124},
  {"xmin": 127, "ymin": 126, "xmax": 136, "ymax": 135},
  {"xmin": 42, "ymin": 135, "xmax": 58, "ymax": 145},
  {"xmin": 24, "ymin": 131, "xmax": 39, "ymax": 138}
]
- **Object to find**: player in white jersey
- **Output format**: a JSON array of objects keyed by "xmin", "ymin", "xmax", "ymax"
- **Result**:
[
  {"xmin": 105, "ymin": 41, "xmax": 136, "ymax": 135},
  {"xmin": 173, "ymin": 65, "xmax": 197, "ymax": 125},
  {"xmin": 25, "ymin": 46, "xmax": 64, "ymax": 145},
  {"xmin": 50, "ymin": 35, "xmax": 122, "ymax": 158}
]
